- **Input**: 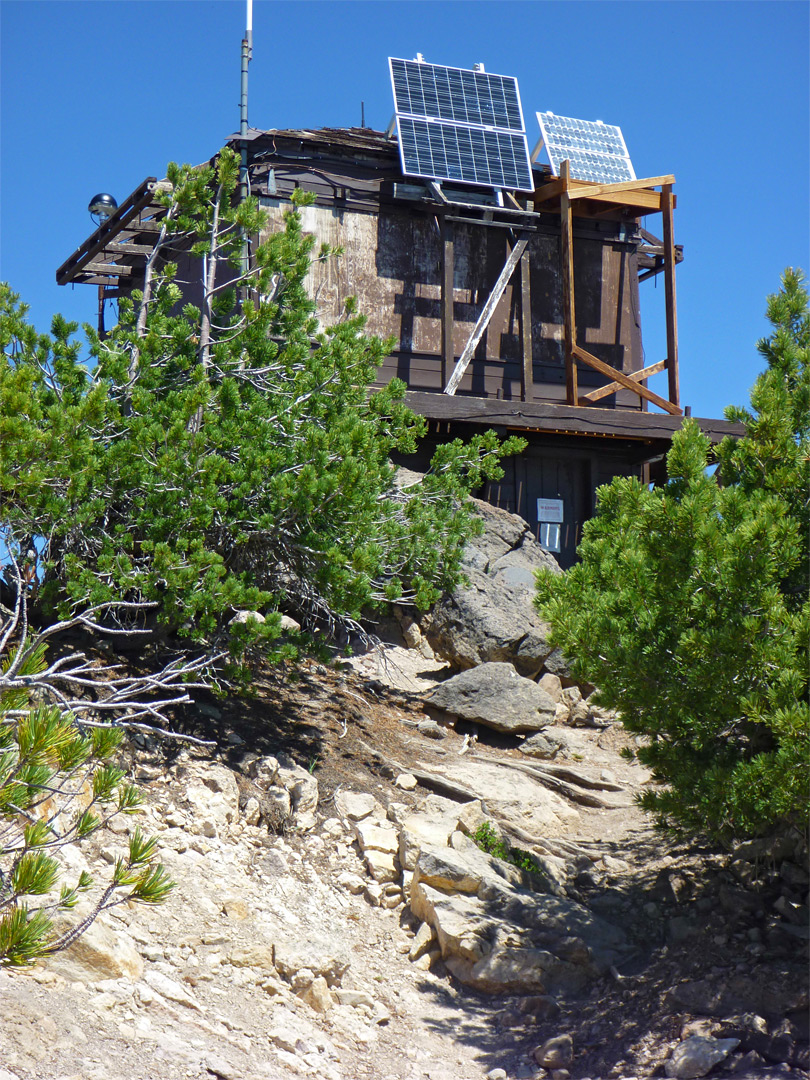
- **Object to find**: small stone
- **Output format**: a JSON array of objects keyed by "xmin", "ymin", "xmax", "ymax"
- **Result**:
[
  {"xmin": 364, "ymin": 882, "xmax": 383, "ymax": 906},
  {"xmin": 205, "ymin": 1054, "xmax": 240, "ymax": 1080},
  {"xmin": 487, "ymin": 1070, "xmax": 508, "ymax": 1080},
  {"xmin": 417, "ymin": 720, "xmax": 448, "ymax": 740},
  {"xmin": 534, "ymin": 1034, "xmax": 573, "ymax": 1069},
  {"xmin": 230, "ymin": 609, "xmax": 265, "ymax": 626},
  {"xmin": 394, "ymin": 773, "xmax": 418, "ymax": 790},
  {"xmin": 409, "ymin": 922, "xmax": 437, "ymax": 962},
  {"xmin": 337, "ymin": 871, "xmax": 366, "ymax": 895},
  {"xmin": 335, "ymin": 790, "xmax": 378, "ymax": 821},
  {"xmin": 664, "ymin": 1036, "xmax": 740, "ymax": 1079},
  {"xmin": 302, "ymin": 975, "xmax": 333, "ymax": 1014},
  {"xmin": 551, "ymin": 1071, "xmax": 570, "ymax": 1080},
  {"xmin": 222, "ymin": 897, "xmax": 249, "ymax": 920},
  {"xmin": 243, "ymin": 797, "xmax": 261, "ymax": 826},
  {"xmin": 335, "ymin": 988, "xmax": 375, "ymax": 1008}
]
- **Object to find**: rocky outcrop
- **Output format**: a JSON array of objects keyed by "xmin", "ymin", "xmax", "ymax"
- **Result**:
[
  {"xmin": 406, "ymin": 829, "xmax": 628, "ymax": 996},
  {"xmin": 423, "ymin": 497, "xmax": 567, "ymax": 679}
]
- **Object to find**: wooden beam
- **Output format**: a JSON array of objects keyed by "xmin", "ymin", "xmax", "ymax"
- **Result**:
[
  {"xmin": 119, "ymin": 220, "xmax": 165, "ymax": 235},
  {"xmin": 662, "ymin": 184, "xmax": 680, "ymax": 407},
  {"xmin": 572, "ymin": 345, "xmax": 681, "ymax": 415},
  {"xmin": 83, "ymin": 262, "xmax": 134, "ymax": 276},
  {"xmin": 576, "ymin": 189, "xmax": 664, "ymax": 211},
  {"xmin": 579, "ymin": 359, "xmax": 667, "ymax": 403},
  {"xmin": 520, "ymin": 244, "xmax": 532, "ymax": 402},
  {"xmin": 403, "ymin": 390, "xmax": 742, "ymax": 443},
  {"xmin": 441, "ymin": 218, "xmax": 454, "ymax": 389},
  {"xmin": 104, "ymin": 242, "xmax": 155, "ymax": 255},
  {"xmin": 532, "ymin": 178, "xmax": 566, "ymax": 204},
  {"xmin": 566, "ymin": 174, "xmax": 675, "ymax": 200},
  {"xmin": 560, "ymin": 161, "xmax": 578, "ymax": 406},
  {"xmin": 444, "ymin": 231, "xmax": 530, "ymax": 396}
]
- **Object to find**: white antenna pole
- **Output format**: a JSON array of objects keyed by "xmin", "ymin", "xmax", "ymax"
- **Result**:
[{"xmin": 240, "ymin": 0, "xmax": 253, "ymax": 280}]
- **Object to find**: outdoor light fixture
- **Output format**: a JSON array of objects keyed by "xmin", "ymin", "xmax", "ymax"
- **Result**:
[{"xmin": 88, "ymin": 193, "xmax": 118, "ymax": 225}]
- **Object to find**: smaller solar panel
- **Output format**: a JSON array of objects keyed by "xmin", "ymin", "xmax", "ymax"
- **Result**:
[{"xmin": 536, "ymin": 112, "xmax": 635, "ymax": 184}]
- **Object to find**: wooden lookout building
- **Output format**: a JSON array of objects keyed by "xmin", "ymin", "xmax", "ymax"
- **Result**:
[{"xmin": 57, "ymin": 61, "xmax": 740, "ymax": 568}]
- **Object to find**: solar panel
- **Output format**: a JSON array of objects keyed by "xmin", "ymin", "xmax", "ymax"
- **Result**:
[
  {"xmin": 389, "ymin": 58, "xmax": 534, "ymax": 192},
  {"xmin": 536, "ymin": 112, "xmax": 636, "ymax": 184}
]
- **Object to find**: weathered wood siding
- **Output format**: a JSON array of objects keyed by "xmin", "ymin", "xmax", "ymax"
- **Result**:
[{"xmin": 258, "ymin": 195, "xmax": 643, "ymax": 409}]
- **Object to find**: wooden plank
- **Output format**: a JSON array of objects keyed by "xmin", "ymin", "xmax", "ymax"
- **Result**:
[
  {"xmin": 520, "ymin": 245, "xmax": 532, "ymax": 402},
  {"xmin": 403, "ymin": 390, "xmax": 742, "ymax": 443},
  {"xmin": 577, "ymin": 189, "xmax": 663, "ymax": 211},
  {"xmin": 662, "ymin": 184, "xmax": 680, "ymax": 407},
  {"xmin": 566, "ymin": 174, "xmax": 675, "ymax": 200},
  {"xmin": 572, "ymin": 345, "xmax": 681, "ymax": 415},
  {"xmin": 559, "ymin": 161, "xmax": 578, "ymax": 406},
  {"xmin": 83, "ymin": 262, "xmax": 134, "ymax": 276},
  {"xmin": 444, "ymin": 231, "xmax": 530, "ymax": 396},
  {"xmin": 105, "ymin": 242, "xmax": 155, "ymax": 255},
  {"xmin": 532, "ymin": 178, "xmax": 566, "ymax": 204},
  {"xmin": 580, "ymin": 359, "xmax": 667, "ymax": 404},
  {"xmin": 441, "ymin": 219, "xmax": 454, "ymax": 389}
]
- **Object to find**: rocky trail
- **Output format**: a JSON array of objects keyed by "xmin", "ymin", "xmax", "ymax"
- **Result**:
[{"xmin": 1, "ymin": 498, "xmax": 807, "ymax": 1080}]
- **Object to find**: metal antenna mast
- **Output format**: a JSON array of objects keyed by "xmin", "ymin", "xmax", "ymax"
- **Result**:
[{"xmin": 240, "ymin": 0, "xmax": 253, "ymax": 279}]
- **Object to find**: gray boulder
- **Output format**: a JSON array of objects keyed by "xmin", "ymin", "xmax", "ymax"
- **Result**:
[
  {"xmin": 424, "ymin": 497, "xmax": 567, "ymax": 679},
  {"xmin": 428, "ymin": 662, "xmax": 557, "ymax": 734}
]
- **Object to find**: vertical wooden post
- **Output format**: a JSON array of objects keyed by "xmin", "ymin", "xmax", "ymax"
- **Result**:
[
  {"xmin": 560, "ymin": 160, "xmax": 578, "ymax": 405},
  {"xmin": 662, "ymin": 184, "xmax": 680, "ymax": 408},
  {"xmin": 441, "ymin": 217, "xmax": 454, "ymax": 389},
  {"xmin": 97, "ymin": 285, "xmax": 106, "ymax": 340},
  {"xmin": 520, "ymin": 242, "xmax": 533, "ymax": 402}
]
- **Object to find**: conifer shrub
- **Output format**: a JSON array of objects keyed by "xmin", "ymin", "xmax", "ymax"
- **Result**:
[
  {"xmin": 536, "ymin": 269, "xmax": 809, "ymax": 842},
  {"xmin": 0, "ymin": 633, "xmax": 173, "ymax": 967}
]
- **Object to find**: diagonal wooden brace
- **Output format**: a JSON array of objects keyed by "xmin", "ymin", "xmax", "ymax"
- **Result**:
[
  {"xmin": 572, "ymin": 345, "xmax": 682, "ymax": 415},
  {"xmin": 444, "ymin": 231, "xmax": 531, "ymax": 395}
]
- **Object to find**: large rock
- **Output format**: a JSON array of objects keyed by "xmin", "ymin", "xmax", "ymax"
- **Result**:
[
  {"xmin": 428, "ymin": 662, "xmax": 557, "ymax": 734},
  {"xmin": 424, "ymin": 497, "xmax": 566, "ymax": 678},
  {"xmin": 46, "ymin": 911, "xmax": 144, "ymax": 982},
  {"xmin": 410, "ymin": 851, "xmax": 628, "ymax": 995}
]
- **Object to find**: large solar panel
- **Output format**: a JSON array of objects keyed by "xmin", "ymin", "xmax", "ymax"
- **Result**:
[
  {"xmin": 389, "ymin": 58, "xmax": 534, "ymax": 192},
  {"xmin": 536, "ymin": 112, "xmax": 636, "ymax": 184}
]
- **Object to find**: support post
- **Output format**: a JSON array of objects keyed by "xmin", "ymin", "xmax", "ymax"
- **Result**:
[
  {"xmin": 520, "ymin": 241, "xmax": 532, "ymax": 402},
  {"xmin": 97, "ymin": 285, "xmax": 106, "ymax": 339},
  {"xmin": 441, "ymin": 217, "xmax": 454, "ymax": 389},
  {"xmin": 560, "ymin": 160, "xmax": 578, "ymax": 406},
  {"xmin": 662, "ymin": 183, "xmax": 680, "ymax": 407}
]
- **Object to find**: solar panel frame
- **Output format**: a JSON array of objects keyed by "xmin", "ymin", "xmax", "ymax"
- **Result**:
[
  {"xmin": 389, "ymin": 57, "xmax": 535, "ymax": 192},
  {"xmin": 536, "ymin": 112, "xmax": 636, "ymax": 185}
]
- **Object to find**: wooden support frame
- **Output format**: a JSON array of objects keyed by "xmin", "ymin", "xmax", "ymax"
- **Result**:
[
  {"xmin": 555, "ymin": 160, "xmax": 682, "ymax": 416},
  {"xmin": 444, "ymin": 230, "xmax": 530, "ymax": 396}
]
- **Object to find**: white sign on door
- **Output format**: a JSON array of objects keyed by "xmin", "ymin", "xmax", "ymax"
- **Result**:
[{"xmin": 536, "ymin": 498, "xmax": 564, "ymax": 523}]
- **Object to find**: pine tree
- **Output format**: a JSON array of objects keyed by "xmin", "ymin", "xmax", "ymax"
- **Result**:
[
  {"xmin": 1, "ymin": 148, "xmax": 523, "ymax": 675},
  {"xmin": 536, "ymin": 270, "xmax": 809, "ymax": 841}
]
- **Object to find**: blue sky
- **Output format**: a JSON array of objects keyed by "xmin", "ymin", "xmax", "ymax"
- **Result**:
[{"xmin": 1, "ymin": 0, "xmax": 807, "ymax": 420}]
